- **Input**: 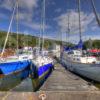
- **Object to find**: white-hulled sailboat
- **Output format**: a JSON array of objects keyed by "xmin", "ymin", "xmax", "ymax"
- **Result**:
[{"xmin": 61, "ymin": 0, "xmax": 100, "ymax": 82}]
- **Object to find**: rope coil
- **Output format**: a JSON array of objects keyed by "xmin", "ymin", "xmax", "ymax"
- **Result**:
[{"xmin": 39, "ymin": 91, "xmax": 46, "ymax": 100}]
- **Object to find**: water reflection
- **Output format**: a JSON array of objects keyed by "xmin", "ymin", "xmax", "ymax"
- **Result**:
[{"xmin": 0, "ymin": 68, "xmax": 30, "ymax": 91}]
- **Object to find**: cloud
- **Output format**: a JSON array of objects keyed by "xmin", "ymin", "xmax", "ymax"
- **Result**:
[
  {"xmin": 0, "ymin": 0, "xmax": 38, "ymax": 12},
  {"xmin": 51, "ymin": 1, "xmax": 56, "ymax": 5},
  {"xmin": 61, "ymin": 33, "xmax": 100, "ymax": 44},
  {"xmin": 90, "ymin": 19, "xmax": 100, "ymax": 31},
  {"xmin": 0, "ymin": 0, "xmax": 14, "ymax": 11},
  {"xmin": 21, "ymin": 21, "xmax": 50, "ymax": 32},
  {"xmin": 56, "ymin": 10, "xmax": 95, "ymax": 34},
  {"xmin": 47, "ymin": 0, "xmax": 56, "ymax": 6},
  {"xmin": 55, "ymin": 8, "xmax": 62, "ymax": 13},
  {"xmin": 0, "ymin": 13, "xmax": 7, "ymax": 19},
  {"xmin": 0, "ymin": 0, "xmax": 45, "ymax": 31},
  {"xmin": 0, "ymin": 0, "xmax": 38, "ymax": 21},
  {"xmin": 16, "ymin": 12, "xmax": 33, "ymax": 22}
]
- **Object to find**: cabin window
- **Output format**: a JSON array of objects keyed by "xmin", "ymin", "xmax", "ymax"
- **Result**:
[
  {"xmin": 68, "ymin": 51, "xmax": 74, "ymax": 54},
  {"xmin": 77, "ymin": 58, "xmax": 80, "ymax": 61}
]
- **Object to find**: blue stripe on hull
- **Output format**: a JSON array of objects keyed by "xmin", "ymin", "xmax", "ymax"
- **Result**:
[
  {"xmin": 38, "ymin": 63, "xmax": 53, "ymax": 77},
  {"xmin": 0, "ymin": 60, "xmax": 30, "ymax": 75}
]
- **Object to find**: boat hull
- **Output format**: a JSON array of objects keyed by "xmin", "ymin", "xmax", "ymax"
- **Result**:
[
  {"xmin": 0, "ymin": 60, "xmax": 30, "ymax": 91},
  {"xmin": 0, "ymin": 60, "xmax": 30, "ymax": 75},
  {"xmin": 30, "ymin": 63, "xmax": 53, "ymax": 91},
  {"xmin": 61, "ymin": 57, "xmax": 100, "ymax": 82},
  {"xmin": 31, "ymin": 63, "xmax": 53, "ymax": 78}
]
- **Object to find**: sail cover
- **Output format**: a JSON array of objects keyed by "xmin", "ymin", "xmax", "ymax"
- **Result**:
[
  {"xmin": 64, "ymin": 39, "xmax": 83, "ymax": 51},
  {"xmin": 74, "ymin": 39, "xmax": 83, "ymax": 49}
]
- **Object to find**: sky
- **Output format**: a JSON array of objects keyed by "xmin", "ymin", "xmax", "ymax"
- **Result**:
[{"xmin": 0, "ymin": 0, "xmax": 100, "ymax": 43}]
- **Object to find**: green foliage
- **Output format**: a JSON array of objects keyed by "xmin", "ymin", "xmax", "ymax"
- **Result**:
[
  {"xmin": 0, "ymin": 31, "xmax": 37, "ymax": 49},
  {"xmin": 84, "ymin": 39, "xmax": 100, "ymax": 49},
  {"xmin": 0, "ymin": 31, "xmax": 61, "ymax": 49},
  {"xmin": 1, "ymin": 31, "xmax": 99, "ymax": 50}
]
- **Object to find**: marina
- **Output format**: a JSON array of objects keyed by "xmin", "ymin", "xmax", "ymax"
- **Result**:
[
  {"xmin": 0, "ymin": 0, "xmax": 100, "ymax": 99},
  {"xmin": 0, "ymin": 62, "xmax": 100, "ymax": 100}
]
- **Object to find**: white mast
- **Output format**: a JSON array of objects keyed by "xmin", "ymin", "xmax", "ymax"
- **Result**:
[
  {"xmin": 78, "ymin": 0, "xmax": 82, "ymax": 41},
  {"xmin": 1, "ymin": 2, "xmax": 17, "ymax": 58},
  {"xmin": 67, "ymin": 10, "xmax": 70, "ymax": 46},
  {"xmin": 41, "ymin": 0, "xmax": 46, "ymax": 52},
  {"xmin": 16, "ymin": 0, "xmax": 19, "ymax": 53}
]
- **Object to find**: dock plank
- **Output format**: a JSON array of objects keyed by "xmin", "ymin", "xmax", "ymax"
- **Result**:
[{"xmin": 39, "ymin": 63, "xmax": 97, "ymax": 91}]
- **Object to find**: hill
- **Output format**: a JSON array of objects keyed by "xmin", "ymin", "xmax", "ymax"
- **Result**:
[
  {"xmin": 84, "ymin": 39, "xmax": 100, "ymax": 49},
  {"xmin": 0, "ymin": 31, "xmax": 61, "ymax": 49},
  {"xmin": 0, "ymin": 31, "xmax": 100, "ymax": 49}
]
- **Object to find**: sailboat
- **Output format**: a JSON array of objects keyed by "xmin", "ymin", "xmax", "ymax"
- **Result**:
[
  {"xmin": 0, "ymin": 0, "xmax": 31, "ymax": 90},
  {"xmin": 30, "ymin": 0, "xmax": 54, "ymax": 88},
  {"xmin": 61, "ymin": 0, "xmax": 100, "ymax": 82}
]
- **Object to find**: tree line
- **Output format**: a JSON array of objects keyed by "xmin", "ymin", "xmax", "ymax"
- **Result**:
[{"xmin": 0, "ymin": 31, "xmax": 100, "ymax": 50}]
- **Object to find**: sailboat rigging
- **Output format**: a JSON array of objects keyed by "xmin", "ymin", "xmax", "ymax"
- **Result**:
[
  {"xmin": 30, "ymin": 0, "xmax": 54, "ymax": 89},
  {"xmin": 91, "ymin": 0, "xmax": 100, "ymax": 27},
  {"xmin": 0, "ymin": 2, "xmax": 17, "ymax": 59}
]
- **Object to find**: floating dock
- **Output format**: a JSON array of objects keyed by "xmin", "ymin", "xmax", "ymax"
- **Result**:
[
  {"xmin": 37, "ymin": 63, "xmax": 100, "ymax": 100},
  {"xmin": 0, "ymin": 63, "xmax": 100, "ymax": 100},
  {"xmin": 39, "ymin": 63, "xmax": 97, "ymax": 91}
]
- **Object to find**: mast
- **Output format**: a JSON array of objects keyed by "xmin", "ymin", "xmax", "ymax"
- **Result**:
[
  {"xmin": 1, "ymin": 2, "xmax": 17, "ymax": 57},
  {"xmin": 41, "ymin": 0, "xmax": 45, "ymax": 52},
  {"xmin": 78, "ymin": 0, "xmax": 82, "ymax": 41},
  {"xmin": 38, "ymin": 2, "xmax": 43, "ymax": 52},
  {"xmin": 16, "ymin": 0, "xmax": 19, "ymax": 52},
  {"xmin": 91, "ymin": 0, "xmax": 100, "ymax": 27},
  {"xmin": 67, "ymin": 10, "xmax": 70, "ymax": 46}
]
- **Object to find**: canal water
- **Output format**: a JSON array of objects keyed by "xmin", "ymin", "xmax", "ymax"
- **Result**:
[
  {"xmin": 0, "ymin": 68, "xmax": 52, "ymax": 91},
  {"xmin": 0, "ymin": 77, "xmax": 45, "ymax": 91}
]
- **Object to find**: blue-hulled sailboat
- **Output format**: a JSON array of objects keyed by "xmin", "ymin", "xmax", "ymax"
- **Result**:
[
  {"xmin": 30, "ymin": 0, "xmax": 54, "ymax": 89},
  {"xmin": 31, "ymin": 54, "xmax": 53, "ymax": 79},
  {"xmin": 0, "ymin": 0, "xmax": 31, "ymax": 90}
]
